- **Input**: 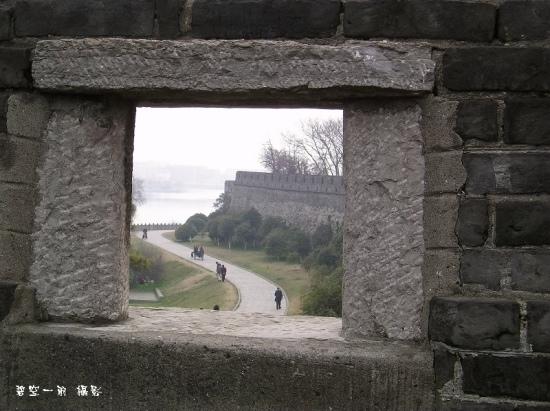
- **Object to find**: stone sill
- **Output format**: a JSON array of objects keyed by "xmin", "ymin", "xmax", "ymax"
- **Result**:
[{"xmin": 0, "ymin": 308, "xmax": 434, "ymax": 410}]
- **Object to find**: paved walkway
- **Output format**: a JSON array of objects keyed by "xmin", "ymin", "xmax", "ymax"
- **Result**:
[
  {"xmin": 140, "ymin": 231, "xmax": 288, "ymax": 315},
  {"xmin": 129, "ymin": 290, "xmax": 158, "ymax": 302}
]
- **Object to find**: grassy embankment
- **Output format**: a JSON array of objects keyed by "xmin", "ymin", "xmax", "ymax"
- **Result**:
[
  {"xmin": 130, "ymin": 237, "xmax": 238, "ymax": 311},
  {"xmin": 163, "ymin": 232, "xmax": 311, "ymax": 315}
]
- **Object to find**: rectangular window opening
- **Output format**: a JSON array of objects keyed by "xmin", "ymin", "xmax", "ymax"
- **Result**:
[{"xmin": 129, "ymin": 107, "xmax": 344, "ymax": 321}]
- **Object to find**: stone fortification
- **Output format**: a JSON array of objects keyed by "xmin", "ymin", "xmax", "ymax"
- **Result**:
[{"xmin": 226, "ymin": 171, "xmax": 344, "ymax": 232}]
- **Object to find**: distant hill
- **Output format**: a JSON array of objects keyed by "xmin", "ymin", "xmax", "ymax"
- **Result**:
[{"xmin": 133, "ymin": 162, "xmax": 238, "ymax": 192}]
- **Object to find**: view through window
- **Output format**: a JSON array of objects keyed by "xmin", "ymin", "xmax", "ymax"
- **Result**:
[{"xmin": 130, "ymin": 108, "xmax": 343, "ymax": 318}]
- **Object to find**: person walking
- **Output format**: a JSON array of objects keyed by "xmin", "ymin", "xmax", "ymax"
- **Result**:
[
  {"xmin": 221, "ymin": 265, "xmax": 227, "ymax": 282},
  {"xmin": 274, "ymin": 287, "xmax": 283, "ymax": 310},
  {"xmin": 142, "ymin": 228, "xmax": 148, "ymax": 239},
  {"xmin": 216, "ymin": 262, "xmax": 221, "ymax": 281}
]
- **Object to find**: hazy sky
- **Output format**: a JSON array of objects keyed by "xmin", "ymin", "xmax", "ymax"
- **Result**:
[{"xmin": 134, "ymin": 107, "xmax": 343, "ymax": 172}]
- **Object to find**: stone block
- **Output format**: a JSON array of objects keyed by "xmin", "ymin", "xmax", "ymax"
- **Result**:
[
  {"xmin": 512, "ymin": 253, "xmax": 550, "ymax": 293},
  {"xmin": 464, "ymin": 153, "xmax": 550, "ymax": 195},
  {"xmin": 504, "ymin": 98, "xmax": 550, "ymax": 146},
  {"xmin": 455, "ymin": 100, "xmax": 498, "ymax": 142},
  {"xmin": 190, "ymin": 0, "xmax": 340, "ymax": 39},
  {"xmin": 425, "ymin": 151, "xmax": 466, "ymax": 194},
  {"xmin": 6, "ymin": 93, "xmax": 50, "ymax": 139},
  {"xmin": 30, "ymin": 97, "xmax": 132, "ymax": 322},
  {"xmin": 443, "ymin": 48, "xmax": 550, "ymax": 92},
  {"xmin": 420, "ymin": 97, "xmax": 462, "ymax": 152},
  {"xmin": 0, "ymin": 231, "xmax": 31, "ymax": 281},
  {"xmin": 456, "ymin": 198, "xmax": 488, "ymax": 247},
  {"xmin": 157, "ymin": 0, "xmax": 182, "ymax": 39},
  {"xmin": 460, "ymin": 249, "xmax": 508, "ymax": 291},
  {"xmin": 499, "ymin": 0, "xmax": 550, "ymax": 42},
  {"xmin": 424, "ymin": 195, "xmax": 458, "ymax": 249},
  {"xmin": 0, "ymin": 184, "xmax": 35, "ymax": 233},
  {"xmin": 495, "ymin": 200, "xmax": 550, "ymax": 246},
  {"xmin": 0, "ymin": 135, "xmax": 42, "ymax": 185},
  {"xmin": 0, "ymin": 312, "xmax": 434, "ymax": 410},
  {"xmin": 429, "ymin": 297, "xmax": 520, "ymax": 350},
  {"xmin": 461, "ymin": 353, "xmax": 550, "ymax": 401},
  {"xmin": 343, "ymin": 102, "xmax": 424, "ymax": 340},
  {"xmin": 343, "ymin": 0, "xmax": 496, "ymax": 42},
  {"xmin": 0, "ymin": 281, "xmax": 17, "ymax": 321},
  {"xmin": 14, "ymin": 0, "xmax": 155, "ymax": 37},
  {"xmin": 32, "ymin": 39, "xmax": 435, "ymax": 100},
  {"xmin": 0, "ymin": 44, "xmax": 31, "ymax": 88},
  {"xmin": 2, "ymin": 284, "xmax": 36, "ymax": 325},
  {"xmin": 0, "ymin": 7, "xmax": 10, "ymax": 41},
  {"xmin": 527, "ymin": 301, "xmax": 550, "ymax": 353},
  {"xmin": 433, "ymin": 346, "xmax": 456, "ymax": 390}
]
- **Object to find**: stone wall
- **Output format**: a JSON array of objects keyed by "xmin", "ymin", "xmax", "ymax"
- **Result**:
[
  {"xmin": 0, "ymin": 0, "xmax": 550, "ymax": 409},
  {"xmin": 227, "ymin": 171, "xmax": 344, "ymax": 232}
]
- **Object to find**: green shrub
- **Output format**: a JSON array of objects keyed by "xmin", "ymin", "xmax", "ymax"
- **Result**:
[
  {"xmin": 175, "ymin": 223, "xmax": 198, "ymax": 241},
  {"xmin": 264, "ymin": 228, "xmax": 289, "ymax": 259},
  {"xmin": 311, "ymin": 223, "xmax": 333, "ymax": 249},
  {"xmin": 302, "ymin": 268, "xmax": 342, "ymax": 317}
]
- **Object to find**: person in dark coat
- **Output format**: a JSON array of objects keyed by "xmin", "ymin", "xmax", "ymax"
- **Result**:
[
  {"xmin": 221, "ymin": 265, "xmax": 227, "ymax": 282},
  {"xmin": 274, "ymin": 287, "xmax": 283, "ymax": 310}
]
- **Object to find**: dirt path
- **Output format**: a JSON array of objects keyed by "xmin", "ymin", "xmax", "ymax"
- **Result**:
[{"xmin": 142, "ymin": 231, "xmax": 288, "ymax": 315}]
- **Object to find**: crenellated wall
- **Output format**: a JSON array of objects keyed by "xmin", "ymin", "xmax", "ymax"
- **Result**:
[{"xmin": 226, "ymin": 171, "xmax": 344, "ymax": 232}]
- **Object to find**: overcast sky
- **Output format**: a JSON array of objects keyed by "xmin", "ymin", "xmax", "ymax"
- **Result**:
[{"xmin": 133, "ymin": 107, "xmax": 343, "ymax": 172}]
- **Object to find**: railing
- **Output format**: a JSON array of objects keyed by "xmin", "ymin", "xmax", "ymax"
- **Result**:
[{"xmin": 131, "ymin": 223, "xmax": 183, "ymax": 231}]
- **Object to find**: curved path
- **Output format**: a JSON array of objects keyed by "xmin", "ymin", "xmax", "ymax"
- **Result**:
[{"xmin": 142, "ymin": 231, "xmax": 287, "ymax": 315}]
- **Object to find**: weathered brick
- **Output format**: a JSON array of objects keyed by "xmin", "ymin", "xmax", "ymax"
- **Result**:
[
  {"xmin": 14, "ymin": 0, "xmax": 155, "ymax": 37},
  {"xmin": 512, "ymin": 253, "xmax": 550, "ymax": 293},
  {"xmin": 424, "ymin": 196, "xmax": 458, "ymax": 248},
  {"xmin": 429, "ymin": 297, "xmax": 520, "ymax": 350},
  {"xmin": 504, "ymin": 98, "xmax": 550, "ymax": 146},
  {"xmin": 527, "ymin": 301, "xmax": 550, "ymax": 353},
  {"xmin": 0, "ymin": 93, "xmax": 7, "ymax": 133},
  {"xmin": 464, "ymin": 153, "xmax": 550, "ymax": 195},
  {"xmin": 425, "ymin": 152, "xmax": 465, "ymax": 194},
  {"xmin": 6, "ymin": 93, "xmax": 50, "ymax": 140},
  {"xmin": 443, "ymin": 48, "xmax": 550, "ymax": 92},
  {"xmin": 460, "ymin": 249, "xmax": 508, "ymax": 291},
  {"xmin": 433, "ymin": 346, "xmax": 455, "ymax": 390},
  {"xmin": 455, "ymin": 100, "xmax": 498, "ymax": 142},
  {"xmin": 461, "ymin": 354, "xmax": 550, "ymax": 401},
  {"xmin": 0, "ymin": 231, "xmax": 30, "ymax": 282},
  {"xmin": 0, "ymin": 281, "xmax": 17, "ymax": 321},
  {"xmin": 0, "ymin": 184, "xmax": 35, "ymax": 233},
  {"xmin": 190, "ymin": 0, "xmax": 340, "ymax": 39},
  {"xmin": 0, "ymin": 135, "xmax": 42, "ymax": 185},
  {"xmin": 0, "ymin": 45, "xmax": 31, "ymax": 88},
  {"xmin": 499, "ymin": 0, "xmax": 550, "ymax": 42},
  {"xmin": 456, "ymin": 198, "xmax": 488, "ymax": 247},
  {"xmin": 0, "ymin": 7, "xmax": 10, "ymax": 40},
  {"xmin": 156, "ymin": 0, "xmax": 182, "ymax": 39},
  {"xmin": 343, "ymin": 0, "xmax": 495, "ymax": 41},
  {"xmin": 495, "ymin": 200, "xmax": 550, "ymax": 246}
]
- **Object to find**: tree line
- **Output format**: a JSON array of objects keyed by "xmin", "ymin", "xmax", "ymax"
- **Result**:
[{"xmin": 175, "ymin": 195, "xmax": 343, "ymax": 317}]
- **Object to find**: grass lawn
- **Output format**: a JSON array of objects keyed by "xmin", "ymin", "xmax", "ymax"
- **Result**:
[
  {"xmin": 130, "ymin": 237, "xmax": 238, "ymax": 311},
  {"xmin": 163, "ymin": 232, "xmax": 311, "ymax": 315}
]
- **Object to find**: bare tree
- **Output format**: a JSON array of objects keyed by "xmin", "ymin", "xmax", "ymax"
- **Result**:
[
  {"xmin": 260, "ymin": 118, "xmax": 343, "ymax": 176},
  {"xmin": 295, "ymin": 118, "xmax": 343, "ymax": 176},
  {"xmin": 260, "ymin": 140, "xmax": 310, "ymax": 175}
]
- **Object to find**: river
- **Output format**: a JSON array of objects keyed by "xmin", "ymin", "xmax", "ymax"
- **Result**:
[{"xmin": 133, "ymin": 189, "xmax": 222, "ymax": 224}]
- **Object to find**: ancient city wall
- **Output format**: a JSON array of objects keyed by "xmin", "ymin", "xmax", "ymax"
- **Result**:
[
  {"xmin": 0, "ymin": 0, "xmax": 549, "ymax": 410},
  {"xmin": 226, "ymin": 171, "xmax": 344, "ymax": 231}
]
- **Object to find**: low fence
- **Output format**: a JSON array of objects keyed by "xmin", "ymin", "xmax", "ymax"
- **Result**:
[{"xmin": 131, "ymin": 223, "xmax": 183, "ymax": 231}]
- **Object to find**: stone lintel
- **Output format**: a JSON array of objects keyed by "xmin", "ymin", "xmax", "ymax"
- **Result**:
[
  {"xmin": 0, "ymin": 308, "xmax": 433, "ymax": 409},
  {"xmin": 32, "ymin": 39, "xmax": 435, "ymax": 102}
]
